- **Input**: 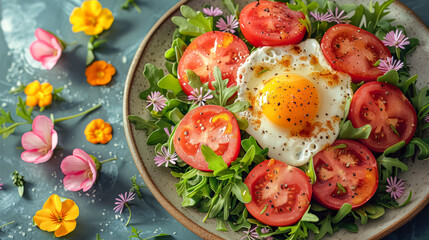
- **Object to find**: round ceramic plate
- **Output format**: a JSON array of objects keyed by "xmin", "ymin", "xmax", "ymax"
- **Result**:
[{"xmin": 123, "ymin": 0, "xmax": 429, "ymax": 239}]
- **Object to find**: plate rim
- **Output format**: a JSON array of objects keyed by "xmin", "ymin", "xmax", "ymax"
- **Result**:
[{"xmin": 122, "ymin": 0, "xmax": 429, "ymax": 239}]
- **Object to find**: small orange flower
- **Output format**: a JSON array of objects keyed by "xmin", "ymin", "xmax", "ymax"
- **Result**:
[
  {"xmin": 69, "ymin": 0, "xmax": 114, "ymax": 35},
  {"xmin": 84, "ymin": 119, "xmax": 113, "ymax": 144},
  {"xmin": 24, "ymin": 80, "xmax": 53, "ymax": 107},
  {"xmin": 85, "ymin": 60, "xmax": 116, "ymax": 86},
  {"xmin": 33, "ymin": 194, "xmax": 79, "ymax": 237}
]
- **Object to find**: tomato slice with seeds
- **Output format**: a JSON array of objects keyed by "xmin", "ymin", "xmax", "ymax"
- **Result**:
[
  {"xmin": 173, "ymin": 105, "xmax": 241, "ymax": 171},
  {"xmin": 239, "ymin": 1, "xmax": 306, "ymax": 47},
  {"xmin": 321, "ymin": 24, "xmax": 391, "ymax": 83},
  {"xmin": 177, "ymin": 31, "xmax": 249, "ymax": 95},
  {"xmin": 244, "ymin": 159, "xmax": 312, "ymax": 226},
  {"xmin": 312, "ymin": 140, "xmax": 378, "ymax": 210},
  {"xmin": 348, "ymin": 82, "xmax": 417, "ymax": 152}
]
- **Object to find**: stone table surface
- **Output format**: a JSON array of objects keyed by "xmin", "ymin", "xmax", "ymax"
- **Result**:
[{"xmin": 0, "ymin": 0, "xmax": 428, "ymax": 239}]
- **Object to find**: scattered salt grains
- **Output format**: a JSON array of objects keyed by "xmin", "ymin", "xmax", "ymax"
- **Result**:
[
  {"xmin": 100, "ymin": 229, "xmax": 104, "ymax": 232},
  {"xmin": 91, "ymin": 199, "xmax": 95, "ymax": 203},
  {"xmin": 1, "ymin": 103, "xmax": 6, "ymax": 107},
  {"xmin": 110, "ymin": 232, "xmax": 113, "ymax": 235},
  {"xmin": 8, "ymin": 234, "xmax": 13, "ymax": 238},
  {"xmin": 18, "ymin": 226, "xmax": 21, "ymax": 230},
  {"xmin": 173, "ymin": 232, "xmax": 177, "ymax": 235},
  {"xmin": 27, "ymin": 228, "xmax": 32, "ymax": 232},
  {"xmin": 122, "ymin": 56, "xmax": 127, "ymax": 64}
]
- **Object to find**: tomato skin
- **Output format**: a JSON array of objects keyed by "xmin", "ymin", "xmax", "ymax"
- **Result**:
[
  {"xmin": 312, "ymin": 140, "xmax": 378, "ymax": 210},
  {"xmin": 239, "ymin": 1, "xmax": 306, "ymax": 47},
  {"xmin": 177, "ymin": 31, "xmax": 249, "ymax": 95},
  {"xmin": 173, "ymin": 105, "xmax": 241, "ymax": 171},
  {"xmin": 348, "ymin": 82, "xmax": 417, "ymax": 152},
  {"xmin": 321, "ymin": 24, "xmax": 391, "ymax": 83},
  {"xmin": 244, "ymin": 159, "xmax": 312, "ymax": 226}
]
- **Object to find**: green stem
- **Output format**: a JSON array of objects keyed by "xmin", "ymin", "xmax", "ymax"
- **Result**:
[
  {"xmin": 125, "ymin": 203, "xmax": 132, "ymax": 226},
  {"xmin": 396, "ymin": 47, "xmax": 401, "ymax": 59},
  {"xmin": 0, "ymin": 221, "xmax": 15, "ymax": 229},
  {"xmin": 0, "ymin": 122, "xmax": 29, "ymax": 135},
  {"xmin": 99, "ymin": 158, "xmax": 117, "ymax": 164},
  {"xmin": 54, "ymin": 104, "xmax": 101, "ymax": 123},
  {"xmin": 131, "ymin": 1, "xmax": 142, "ymax": 13}
]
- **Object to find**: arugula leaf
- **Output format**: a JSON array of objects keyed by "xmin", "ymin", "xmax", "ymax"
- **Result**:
[
  {"xmin": 146, "ymin": 120, "xmax": 172, "ymax": 145},
  {"xmin": 362, "ymin": 0, "xmax": 394, "ymax": 33},
  {"xmin": 315, "ymin": 214, "xmax": 333, "ymax": 240},
  {"xmin": 231, "ymin": 178, "xmax": 251, "ymax": 203},
  {"xmin": 157, "ymin": 74, "xmax": 182, "ymax": 96},
  {"xmin": 225, "ymin": 100, "xmax": 250, "ymax": 113},
  {"xmin": 222, "ymin": 0, "xmax": 239, "ymax": 16},
  {"xmin": 201, "ymin": 145, "xmax": 228, "ymax": 175},
  {"xmin": 87, "ymin": 36, "xmax": 107, "ymax": 65},
  {"xmin": 376, "ymin": 141, "xmax": 409, "ymax": 181},
  {"xmin": 96, "ymin": 233, "xmax": 103, "ymax": 240},
  {"xmin": 139, "ymin": 63, "xmax": 165, "ymax": 100},
  {"xmin": 16, "ymin": 97, "xmax": 33, "ymax": 123},
  {"xmin": 331, "ymin": 203, "xmax": 352, "ymax": 224},
  {"xmin": 405, "ymin": 137, "xmax": 429, "ymax": 160},
  {"xmin": 366, "ymin": 204, "xmax": 385, "ymax": 219},
  {"xmin": 171, "ymin": 5, "xmax": 212, "ymax": 37},
  {"xmin": 121, "ymin": 0, "xmax": 142, "ymax": 13},
  {"xmin": 128, "ymin": 115, "xmax": 158, "ymax": 134},
  {"xmin": 377, "ymin": 70, "xmax": 417, "ymax": 94},
  {"xmin": 338, "ymin": 121, "xmax": 372, "ymax": 140},
  {"xmin": 52, "ymin": 87, "xmax": 65, "ymax": 102},
  {"xmin": 210, "ymin": 67, "xmax": 238, "ymax": 107}
]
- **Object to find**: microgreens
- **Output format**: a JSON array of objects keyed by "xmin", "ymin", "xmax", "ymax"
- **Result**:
[
  {"xmin": 11, "ymin": 170, "xmax": 25, "ymax": 197},
  {"xmin": 122, "ymin": 0, "xmax": 142, "ymax": 13}
]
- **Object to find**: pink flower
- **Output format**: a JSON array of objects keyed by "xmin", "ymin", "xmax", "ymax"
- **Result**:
[
  {"xmin": 29, "ymin": 28, "xmax": 63, "ymax": 70},
  {"xmin": 60, "ymin": 149, "xmax": 98, "ymax": 192},
  {"xmin": 216, "ymin": 15, "xmax": 239, "ymax": 34},
  {"xmin": 21, "ymin": 115, "xmax": 58, "ymax": 164}
]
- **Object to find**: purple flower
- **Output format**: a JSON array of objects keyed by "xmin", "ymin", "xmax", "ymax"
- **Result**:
[
  {"xmin": 216, "ymin": 15, "xmax": 239, "ymax": 34},
  {"xmin": 113, "ymin": 191, "xmax": 136, "ymax": 214},
  {"xmin": 386, "ymin": 176, "xmax": 406, "ymax": 200},
  {"xmin": 146, "ymin": 91, "xmax": 167, "ymax": 112},
  {"xmin": 261, "ymin": 227, "xmax": 274, "ymax": 240},
  {"xmin": 310, "ymin": 11, "xmax": 333, "ymax": 22},
  {"xmin": 425, "ymin": 115, "xmax": 429, "ymax": 123},
  {"xmin": 164, "ymin": 126, "xmax": 175, "ymax": 137},
  {"xmin": 202, "ymin": 6, "xmax": 223, "ymax": 17},
  {"xmin": 328, "ymin": 7, "xmax": 348, "ymax": 24},
  {"xmin": 188, "ymin": 87, "xmax": 213, "ymax": 106},
  {"xmin": 382, "ymin": 29, "xmax": 410, "ymax": 49},
  {"xmin": 378, "ymin": 57, "xmax": 404, "ymax": 73},
  {"xmin": 154, "ymin": 146, "xmax": 178, "ymax": 167},
  {"xmin": 241, "ymin": 226, "xmax": 260, "ymax": 240}
]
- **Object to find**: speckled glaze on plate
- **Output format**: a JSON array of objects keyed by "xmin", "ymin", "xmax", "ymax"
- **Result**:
[{"xmin": 123, "ymin": 0, "xmax": 429, "ymax": 239}]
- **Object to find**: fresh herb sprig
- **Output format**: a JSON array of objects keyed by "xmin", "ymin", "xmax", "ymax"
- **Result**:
[
  {"xmin": 130, "ymin": 175, "xmax": 147, "ymax": 198},
  {"xmin": 122, "ymin": 0, "xmax": 141, "ymax": 13},
  {"xmin": 129, "ymin": 225, "xmax": 170, "ymax": 240},
  {"xmin": 11, "ymin": 170, "xmax": 25, "ymax": 197}
]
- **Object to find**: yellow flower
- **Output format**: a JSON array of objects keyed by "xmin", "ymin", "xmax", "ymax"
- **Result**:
[
  {"xmin": 69, "ymin": 0, "xmax": 114, "ymax": 35},
  {"xmin": 24, "ymin": 80, "xmax": 53, "ymax": 107},
  {"xmin": 84, "ymin": 119, "xmax": 113, "ymax": 144},
  {"xmin": 85, "ymin": 60, "xmax": 116, "ymax": 86},
  {"xmin": 33, "ymin": 194, "xmax": 79, "ymax": 237}
]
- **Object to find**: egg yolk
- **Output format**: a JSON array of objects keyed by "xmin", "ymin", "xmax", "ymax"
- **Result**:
[{"xmin": 259, "ymin": 74, "xmax": 319, "ymax": 132}]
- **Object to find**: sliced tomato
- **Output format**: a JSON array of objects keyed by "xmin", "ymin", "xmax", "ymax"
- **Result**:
[
  {"xmin": 348, "ymin": 82, "xmax": 417, "ymax": 152},
  {"xmin": 177, "ymin": 31, "xmax": 249, "ymax": 95},
  {"xmin": 312, "ymin": 140, "xmax": 378, "ymax": 210},
  {"xmin": 321, "ymin": 24, "xmax": 392, "ymax": 83},
  {"xmin": 244, "ymin": 159, "xmax": 312, "ymax": 226},
  {"xmin": 173, "ymin": 105, "xmax": 241, "ymax": 171},
  {"xmin": 239, "ymin": 1, "xmax": 306, "ymax": 47}
]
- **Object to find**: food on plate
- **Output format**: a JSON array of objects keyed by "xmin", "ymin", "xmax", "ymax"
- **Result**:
[
  {"xmin": 236, "ymin": 39, "xmax": 353, "ymax": 166},
  {"xmin": 177, "ymin": 31, "xmax": 249, "ymax": 95},
  {"xmin": 348, "ymin": 82, "xmax": 417, "ymax": 152},
  {"xmin": 244, "ymin": 159, "xmax": 312, "ymax": 226},
  {"xmin": 239, "ymin": 1, "xmax": 306, "ymax": 47},
  {"xmin": 321, "ymin": 24, "xmax": 391, "ymax": 83},
  {"xmin": 173, "ymin": 105, "xmax": 241, "ymax": 171},
  {"xmin": 128, "ymin": 0, "xmax": 428, "ymax": 239},
  {"xmin": 312, "ymin": 139, "xmax": 378, "ymax": 210}
]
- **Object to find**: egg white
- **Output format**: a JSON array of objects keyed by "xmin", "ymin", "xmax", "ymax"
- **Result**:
[{"xmin": 236, "ymin": 39, "xmax": 353, "ymax": 166}]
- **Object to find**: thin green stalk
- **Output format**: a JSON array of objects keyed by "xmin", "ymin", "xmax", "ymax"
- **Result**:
[
  {"xmin": 99, "ymin": 158, "xmax": 117, "ymax": 164},
  {"xmin": 0, "ymin": 122, "xmax": 29, "ymax": 135},
  {"xmin": 0, "ymin": 221, "xmax": 15, "ymax": 229},
  {"xmin": 125, "ymin": 203, "xmax": 132, "ymax": 226},
  {"xmin": 54, "ymin": 104, "xmax": 101, "ymax": 123},
  {"xmin": 131, "ymin": 1, "xmax": 141, "ymax": 13}
]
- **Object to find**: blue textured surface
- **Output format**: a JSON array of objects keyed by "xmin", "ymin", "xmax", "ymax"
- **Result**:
[{"xmin": 0, "ymin": 0, "xmax": 427, "ymax": 239}]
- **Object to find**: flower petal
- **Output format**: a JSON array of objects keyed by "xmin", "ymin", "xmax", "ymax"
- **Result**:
[
  {"xmin": 54, "ymin": 220, "xmax": 76, "ymax": 237},
  {"xmin": 80, "ymin": 177, "xmax": 96, "ymax": 192},
  {"xmin": 73, "ymin": 148, "xmax": 93, "ymax": 163},
  {"xmin": 33, "ymin": 149, "xmax": 54, "ymax": 164},
  {"xmin": 61, "ymin": 155, "xmax": 88, "ymax": 175},
  {"xmin": 29, "ymin": 41, "xmax": 55, "ymax": 61},
  {"xmin": 34, "ymin": 28, "xmax": 54, "ymax": 45},
  {"xmin": 62, "ymin": 199, "xmax": 79, "ymax": 221},
  {"xmin": 63, "ymin": 174, "xmax": 86, "ymax": 191},
  {"xmin": 21, "ymin": 149, "xmax": 45, "ymax": 163},
  {"xmin": 21, "ymin": 132, "xmax": 48, "ymax": 150},
  {"xmin": 43, "ymin": 194, "xmax": 62, "ymax": 217},
  {"xmin": 51, "ymin": 130, "xmax": 58, "ymax": 151},
  {"xmin": 34, "ymin": 209, "xmax": 61, "ymax": 232},
  {"xmin": 32, "ymin": 115, "xmax": 54, "ymax": 143}
]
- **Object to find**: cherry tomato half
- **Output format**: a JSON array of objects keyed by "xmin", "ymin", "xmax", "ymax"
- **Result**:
[
  {"xmin": 312, "ymin": 140, "xmax": 378, "ymax": 210},
  {"xmin": 173, "ymin": 105, "xmax": 241, "ymax": 171},
  {"xmin": 177, "ymin": 31, "xmax": 249, "ymax": 95},
  {"xmin": 239, "ymin": 1, "xmax": 306, "ymax": 47},
  {"xmin": 321, "ymin": 24, "xmax": 391, "ymax": 83},
  {"xmin": 244, "ymin": 159, "xmax": 312, "ymax": 226},
  {"xmin": 348, "ymin": 82, "xmax": 417, "ymax": 152}
]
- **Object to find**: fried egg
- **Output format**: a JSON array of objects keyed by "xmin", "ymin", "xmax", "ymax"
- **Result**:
[{"xmin": 236, "ymin": 39, "xmax": 353, "ymax": 166}]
